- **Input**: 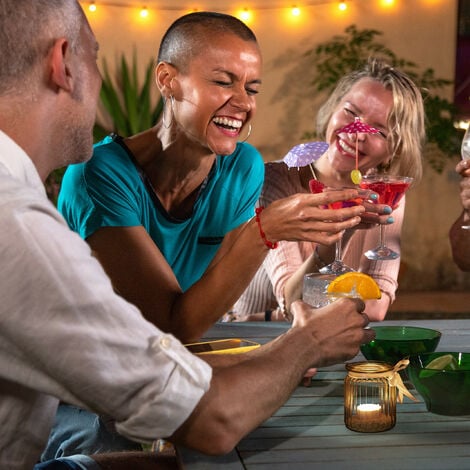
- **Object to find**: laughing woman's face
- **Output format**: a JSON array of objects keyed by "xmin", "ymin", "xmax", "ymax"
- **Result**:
[
  {"xmin": 324, "ymin": 78, "xmax": 394, "ymax": 174},
  {"xmin": 171, "ymin": 31, "xmax": 262, "ymax": 156}
]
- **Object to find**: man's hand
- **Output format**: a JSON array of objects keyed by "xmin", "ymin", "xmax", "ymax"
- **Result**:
[{"xmin": 290, "ymin": 298, "xmax": 375, "ymax": 367}]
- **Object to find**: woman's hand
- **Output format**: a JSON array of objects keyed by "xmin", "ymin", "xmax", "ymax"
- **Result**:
[
  {"xmin": 354, "ymin": 200, "xmax": 393, "ymax": 229},
  {"xmin": 260, "ymin": 189, "xmax": 365, "ymax": 246}
]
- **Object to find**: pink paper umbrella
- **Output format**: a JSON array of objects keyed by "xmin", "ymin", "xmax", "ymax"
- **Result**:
[
  {"xmin": 283, "ymin": 141, "xmax": 329, "ymax": 169},
  {"xmin": 336, "ymin": 117, "xmax": 380, "ymax": 183},
  {"xmin": 337, "ymin": 116, "xmax": 380, "ymax": 136}
]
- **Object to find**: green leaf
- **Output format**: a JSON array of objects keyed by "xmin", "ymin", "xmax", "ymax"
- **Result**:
[{"xmin": 93, "ymin": 51, "xmax": 163, "ymax": 142}]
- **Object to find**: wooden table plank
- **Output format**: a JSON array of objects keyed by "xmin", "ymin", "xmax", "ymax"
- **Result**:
[{"xmin": 239, "ymin": 449, "xmax": 470, "ymax": 470}]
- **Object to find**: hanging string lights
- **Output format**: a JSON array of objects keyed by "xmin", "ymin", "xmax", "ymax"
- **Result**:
[{"xmin": 82, "ymin": 0, "xmax": 441, "ymax": 22}]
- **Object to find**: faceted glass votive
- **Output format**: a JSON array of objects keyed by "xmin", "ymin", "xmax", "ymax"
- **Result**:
[{"xmin": 344, "ymin": 361, "xmax": 397, "ymax": 433}]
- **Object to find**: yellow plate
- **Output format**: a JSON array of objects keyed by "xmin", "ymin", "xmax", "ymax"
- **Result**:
[{"xmin": 185, "ymin": 338, "xmax": 260, "ymax": 355}]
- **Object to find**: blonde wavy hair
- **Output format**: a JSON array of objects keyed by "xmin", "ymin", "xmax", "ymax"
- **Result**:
[{"xmin": 316, "ymin": 57, "xmax": 425, "ymax": 183}]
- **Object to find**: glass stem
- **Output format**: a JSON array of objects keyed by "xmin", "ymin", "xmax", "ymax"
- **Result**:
[
  {"xmin": 335, "ymin": 236, "xmax": 343, "ymax": 262},
  {"xmin": 378, "ymin": 225, "xmax": 386, "ymax": 248}
]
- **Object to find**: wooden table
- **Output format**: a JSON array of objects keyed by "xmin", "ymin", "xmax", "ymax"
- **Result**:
[{"xmin": 178, "ymin": 319, "xmax": 470, "ymax": 470}]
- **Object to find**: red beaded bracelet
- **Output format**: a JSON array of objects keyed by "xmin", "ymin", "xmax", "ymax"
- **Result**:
[{"xmin": 255, "ymin": 207, "xmax": 278, "ymax": 249}]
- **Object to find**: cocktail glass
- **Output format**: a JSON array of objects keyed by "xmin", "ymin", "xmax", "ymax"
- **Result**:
[
  {"xmin": 460, "ymin": 126, "xmax": 470, "ymax": 229},
  {"xmin": 360, "ymin": 175, "xmax": 413, "ymax": 260},
  {"xmin": 319, "ymin": 231, "xmax": 354, "ymax": 275},
  {"xmin": 316, "ymin": 188, "xmax": 371, "ymax": 275}
]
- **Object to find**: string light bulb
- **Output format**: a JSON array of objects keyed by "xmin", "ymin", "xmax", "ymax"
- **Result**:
[
  {"xmin": 291, "ymin": 6, "xmax": 301, "ymax": 17},
  {"xmin": 338, "ymin": 1, "xmax": 347, "ymax": 11},
  {"xmin": 139, "ymin": 6, "xmax": 149, "ymax": 18},
  {"xmin": 238, "ymin": 8, "xmax": 252, "ymax": 23},
  {"xmin": 88, "ymin": 1, "xmax": 96, "ymax": 12}
]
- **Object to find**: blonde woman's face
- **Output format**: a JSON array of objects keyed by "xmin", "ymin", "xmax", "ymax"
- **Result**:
[{"xmin": 324, "ymin": 78, "xmax": 393, "ymax": 174}]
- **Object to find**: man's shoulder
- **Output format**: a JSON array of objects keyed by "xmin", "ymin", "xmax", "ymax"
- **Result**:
[{"xmin": 0, "ymin": 173, "xmax": 62, "ymax": 226}]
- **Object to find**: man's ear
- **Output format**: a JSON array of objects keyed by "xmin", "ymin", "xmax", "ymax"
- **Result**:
[{"xmin": 49, "ymin": 38, "xmax": 73, "ymax": 92}]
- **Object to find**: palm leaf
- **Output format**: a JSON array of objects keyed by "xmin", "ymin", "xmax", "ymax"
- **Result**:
[{"xmin": 93, "ymin": 51, "xmax": 163, "ymax": 141}]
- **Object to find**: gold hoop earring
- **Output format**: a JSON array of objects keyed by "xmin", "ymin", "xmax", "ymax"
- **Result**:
[
  {"xmin": 241, "ymin": 123, "xmax": 252, "ymax": 143},
  {"xmin": 162, "ymin": 95, "xmax": 174, "ymax": 129}
]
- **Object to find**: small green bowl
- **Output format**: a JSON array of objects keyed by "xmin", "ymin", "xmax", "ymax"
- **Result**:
[
  {"xmin": 360, "ymin": 326, "xmax": 441, "ymax": 365},
  {"xmin": 408, "ymin": 352, "xmax": 470, "ymax": 415}
]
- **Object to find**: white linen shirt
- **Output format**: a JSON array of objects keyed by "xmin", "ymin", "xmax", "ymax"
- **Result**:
[{"xmin": 0, "ymin": 130, "xmax": 212, "ymax": 470}]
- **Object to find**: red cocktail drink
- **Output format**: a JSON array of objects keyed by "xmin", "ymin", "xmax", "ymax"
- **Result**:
[
  {"xmin": 359, "ymin": 175, "xmax": 413, "ymax": 260},
  {"xmin": 359, "ymin": 179, "xmax": 411, "ymax": 209},
  {"xmin": 308, "ymin": 180, "xmax": 372, "ymax": 273}
]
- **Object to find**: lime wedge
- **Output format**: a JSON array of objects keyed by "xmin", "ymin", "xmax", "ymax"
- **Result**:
[
  {"xmin": 351, "ymin": 169, "xmax": 362, "ymax": 184},
  {"xmin": 419, "ymin": 354, "xmax": 458, "ymax": 379},
  {"xmin": 426, "ymin": 354, "xmax": 458, "ymax": 371}
]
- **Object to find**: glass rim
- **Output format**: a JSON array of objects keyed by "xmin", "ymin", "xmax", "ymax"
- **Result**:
[
  {"xmin": 360, "ymin": 174, "xmax": 414, "ymax": 183},
  {"xmin": 371, "ymin": 325, "xmax": 442, "ymax": 340},
  {"xmin": 346, "ymin": 361, "xmax": 395, "ymax": 373}
]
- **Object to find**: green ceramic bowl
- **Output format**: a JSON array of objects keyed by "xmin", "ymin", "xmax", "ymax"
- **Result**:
[
  {"xmin": 408, "ymin": 352, "xmax": 470, "ymax": 415},
  {"xmin": 360, "ymin": 326, "xmax": 441, "ymax": 365}
]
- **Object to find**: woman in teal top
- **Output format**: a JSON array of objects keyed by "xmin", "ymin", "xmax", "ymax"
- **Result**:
[{"xmin": 59, "ymin": 135, "xmax": 263, "ymax": 293}]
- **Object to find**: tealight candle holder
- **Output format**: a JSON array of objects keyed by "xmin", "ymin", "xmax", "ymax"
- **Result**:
[{"xmin": 344, "ymin": 360, "xmax": 415, "ymax": 433}]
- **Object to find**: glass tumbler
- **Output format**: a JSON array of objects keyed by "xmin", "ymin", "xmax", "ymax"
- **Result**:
[{"xmin": 302, "ymin": 272, "xmax": 337, "ymax": 308}]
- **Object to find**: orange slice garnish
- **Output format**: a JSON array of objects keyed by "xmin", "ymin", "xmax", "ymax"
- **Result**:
[{"xmin": 327, "ymin": 272, "xmax": 381, "ymax": 300}]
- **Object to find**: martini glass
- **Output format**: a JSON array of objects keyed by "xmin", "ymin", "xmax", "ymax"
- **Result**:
[
  {"xmin": 316, "ymin": 188, "xmax": 369, "ymax": 275},
  {"xmin": 319, "ymin": 234, "xmax": 354, "ymax": 275},
  {"xmin": 360, "ymin": 175, "xmax": 413, "ymax": 260},
  {"xmin": 460, "ymin": 126, "xmax": 470, "ymax": 229}
]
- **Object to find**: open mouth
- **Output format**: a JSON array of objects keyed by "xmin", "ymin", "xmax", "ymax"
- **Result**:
[
  {"xmin": 213, "ymin": 116, "xmax": 243, "ymax": 133},
  {"xmin": 338, "ymin": 137, "xmax": 360, "ymax": 158}
]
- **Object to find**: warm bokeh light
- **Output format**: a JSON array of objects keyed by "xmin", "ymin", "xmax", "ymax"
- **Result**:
[
  {"xmin": 380, "ymin": 0, "xmax": 395, "ymax": 7},
  {"xmin": 338, "ymin": 1, "xmax": 347, "ymax": 11},
  {"xmin": 237, "ymin": 8, "xmax": 253, "ymax": 24},
  {"xmin": 88, "ymin": 1, "xmax": 96, "ymax": 12},
  {"xmin": 139, "ymin": 6, "xmax": 149, "ymax": 18},
  {"xmin": 456, "ymin": 120, "xmax": 470, "ymax": 131},
  {"xmin": 291, "ymin": 6, "xmax": 301, "ymax": 17}
]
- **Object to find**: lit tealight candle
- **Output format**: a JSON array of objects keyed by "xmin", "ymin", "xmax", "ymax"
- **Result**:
[{"xmin": 356, "ymin": 403, "xmax": 381, "ymax": 420}]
